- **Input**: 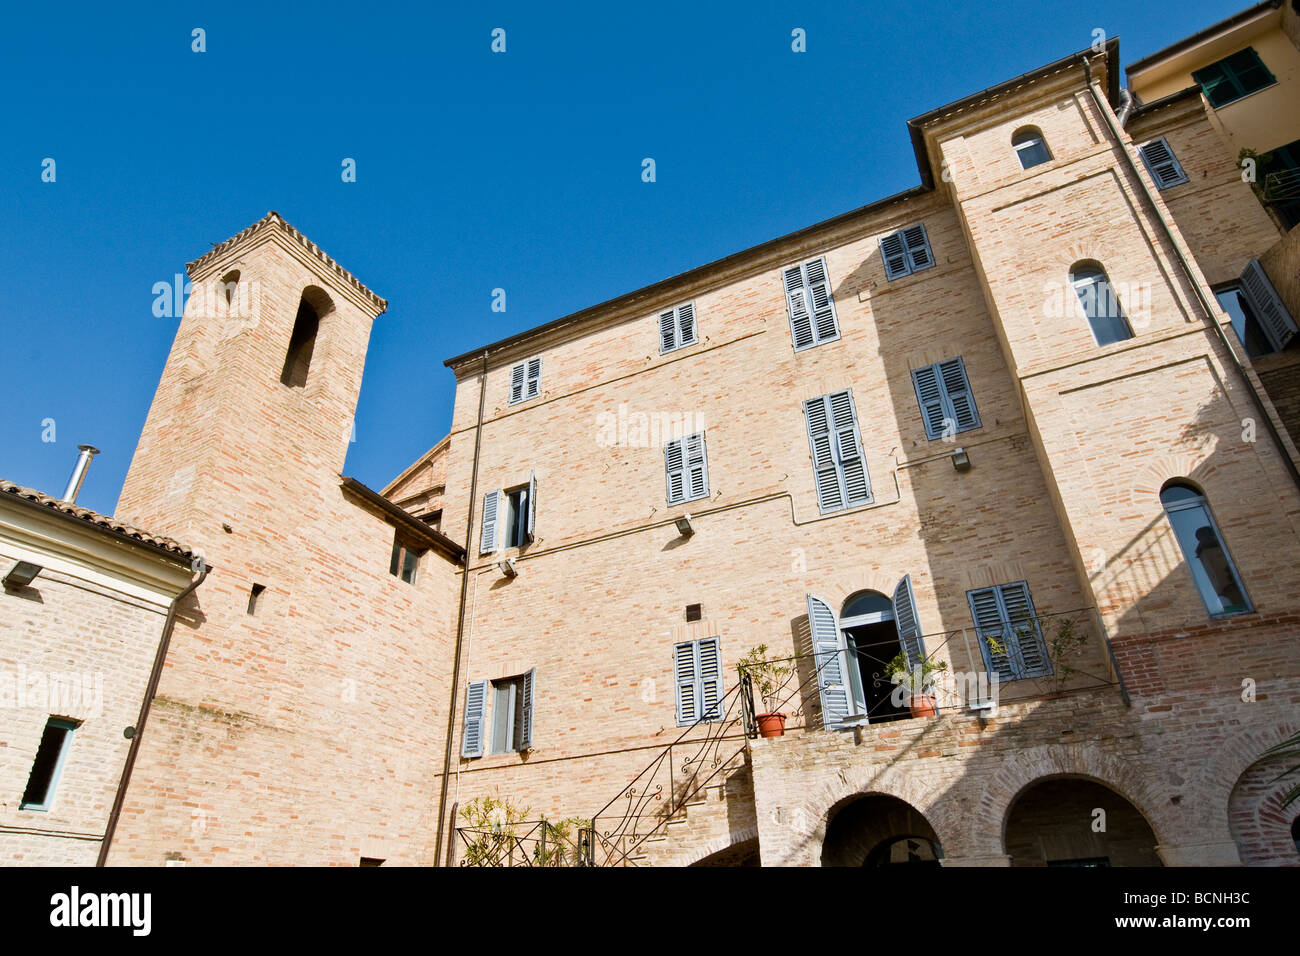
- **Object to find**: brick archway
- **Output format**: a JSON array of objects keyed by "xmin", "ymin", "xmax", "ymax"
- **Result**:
[
  {"xmin": 1229, "ymin": 756, "xmax": 1300, "ymax": 866},
  {"xmin": 1187, "ymin": 719, "xmax": 1300, "ymax": 854}
]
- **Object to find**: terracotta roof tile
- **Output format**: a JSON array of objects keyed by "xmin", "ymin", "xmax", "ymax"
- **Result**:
[{"xmin": 0, "ymin": 480, "xmax": 194, "ymax": 560}]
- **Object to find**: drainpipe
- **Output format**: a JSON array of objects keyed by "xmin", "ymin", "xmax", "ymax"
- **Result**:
[
  {"xmin": 1081, "ymin": 56, "xmax": 1300, "ymax": 493},
  {"xmin": 434, "ymin": 351, "xmax": 489, "ymax": 867},
  {"xmin": 95, "ymin": 557, "xmax": 209, "ymax": 866},
  {"xmin": 1114, "ymin": 88, "xmax": 1134, "ymax": 128}
]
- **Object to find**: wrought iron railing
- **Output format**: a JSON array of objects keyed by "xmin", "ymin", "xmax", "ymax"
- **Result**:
[
  {"xmin": 456, "ymin": 817, "xmax": 589, "ymax": 867},
  {"xmin": 581, "ymin": 679, "xmax": 751, "ymax": 867},
  {"xmin": 1264, "ymin": 168, "xmax": 1300, "ymax": 202}
]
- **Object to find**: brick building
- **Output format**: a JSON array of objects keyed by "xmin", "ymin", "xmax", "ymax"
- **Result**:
[{"xmin": 5, "ymin": 2, "xmax": 1300, "ymax": 867}]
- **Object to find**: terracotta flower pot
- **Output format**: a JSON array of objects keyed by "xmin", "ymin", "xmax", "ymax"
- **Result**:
[
  {"xmin": 908, "ymin": 694, "xmax": 938, "ymax": 719},
  {"xmin": 756, "ymin": 712, "xmax": 787, "ymax": 738}
]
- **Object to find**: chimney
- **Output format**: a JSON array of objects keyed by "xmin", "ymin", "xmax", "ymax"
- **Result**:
[{"xmin": 61, "ymin": 444, "xmax": 100, "ymax": 504}]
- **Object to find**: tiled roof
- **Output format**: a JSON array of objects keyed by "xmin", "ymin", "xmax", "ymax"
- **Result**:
[
  {"xmin": 0, "ymin": 480, "xmax": 194, "ymax": 560},
  {"xmin": 186, "ymin": 210, "xmax": 388, "ymax": 313}
]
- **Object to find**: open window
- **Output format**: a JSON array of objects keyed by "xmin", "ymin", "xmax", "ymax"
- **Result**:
[
  {"xmin": 460, "ymin": 671, "xmax": 536, "ymax": 757},
  {"xmin": 281, "ymin": 286, "xmax": 332, "ymax": 388},
  {"xmin": 479, "ymin": 472, "xmax": 537, "ymax": 554}
]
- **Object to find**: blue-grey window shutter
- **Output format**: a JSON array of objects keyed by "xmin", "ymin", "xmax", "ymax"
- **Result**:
[
  {"xmin": 902, "ymin": 224, "xmax": 934, "ymax": 272},
  {"xmin": 911, "ymin": 365, "xmax": 949, "ymax": 439},
  {"xmin": 829, "ymin": 390, "xmax": 871, "ymax": 506},
  {"xmin": 674, "ymin": 641, "xmax": 698, "ymax": 724},
  {"xmin": 659, "ymin": 307, "xmax": 678, "ymax": 352},
  {"xmin": 696, "ymin": 637, "xmax": 722, "ymax": 720},
  {"xmin": 880, "ymin": 232, "xmax": 910, "ymax": 280},
  {"xmin": 1137, "ymin": 138, "xmax": 1189, "ymax": 189},
  {"xmin": 806, "ymin": 593, "xmax": 859, "ymax": 727},
  {"xmin": 517, "ymin": 668, "xmax": 536, "ymax": 749},
  {"xmin": 784, "ymin": 265, "xmax": 816, "ymax": 350},
  {"xmin": 939, "ymin": 357, "xmax": 980, "ymax": 431},
  {"xmin": 1240, "ymin": 258, "xmax": 1298, "ymax": 352},
  {"xmin": 998, "ymin": 582, "xmax": 1051, "ymax": 678},
  {"xmin": 677, "ymin": 302, "xmax": 697, "ymax": 346},
  {"xmin": 461, "ymin": 680, "xmax": 488, "ymax": 757},
  {"xmin": 509, "ymin": 362, "xmax": 526, "ymax": 404},
  {"xmin": 968, "ymin": 583, "xmax": 1051, "ymax": 681},
  {"xmin": 893, "ymin": 574, "xmax": 926, "ymax": 669},
  {"xmin": 480, "ymin": 489, "xmax": 500, "ymax": 554},
  {"xmin": 525, "ymin": 358, "xmax": 541, "ymax": 399},
  {"xmin": 685, "ymin": 432, "xmax": 708, "ymax": 502},
  {"xmin": 665, "ymin": 437, "xmax": 686, "ymax": 505},
  {"xmin": 804, "ymin": 396, "xmax": 844, "ymax": 511},
  {"xmin": 525, "ymin": 470, "xmax": 537, "ymax": 542},
  {"xmin": 803, "ymin": 257, "xmax": 839, "ymax": 343},
  {"xmin": 968, "ymin": 587, "xmax": 1017, "ymax": 682}
]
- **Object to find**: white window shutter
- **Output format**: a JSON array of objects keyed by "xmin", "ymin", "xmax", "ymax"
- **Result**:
[
  {"xmin": 525, "ymin": 470, "xmax": 537, "ymax": 543},
  {"xmin": 677, "ymin": 302, "xmax": 697, "ymax": 346},
  {"xmin": 664, "ymin": 438, "xmax": 686, "ymax": 505},
  {"xmin": 1137, "ymin": 138, "xmax": 1189, "ymax": 189},
  {"xmin": 461, "ymin": 680, "xmax": 488, "ymax": 757},
  {"xmin": 517, "ymin": 668, "xmax": 536, "ymax": 749},
  {"xmin": 659, "ymin": 308, "xmax": 678, "ymax": 351},
  {"xmin": 1240, "ymin": 258, "xmax": 1298, "ymax": 351},
  {"xmin": 480, "ymin": 489, "xmax": 500, "ymax": 554},
  {"xmin": 829, "ymin": 390, "xmax": 871, "ymax": 506},
  {"xmin": 784, "ymin": 265, "xmax": 815, "ymax": 350},
  {"xmin": 803, "ymin": 257, "xmax": 840, "ymax": 343},
  {"xmin": 806, "ymin": 593, "xmax": 860, "ymax": 727},
  {"xmin": 804, "ymin": 396, "xmax": 844, "ymax": 511},
  {"xmin": 685, "ymin": 433, "xmax": 708, "ymax": 501}
]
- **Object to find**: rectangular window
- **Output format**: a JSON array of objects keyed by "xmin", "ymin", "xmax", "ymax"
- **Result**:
[
  {"xmin": 1260, "ymin": 139, "xmax": 1300, "ymax": 230},
  {"xmin": 665, "ymin": 432, "xmax": 709, "ymax": 505},
  {"xmin": 782, "ymin": 256, "xmax": 840, "ymax": 350},
  {"xmin": 911, "ymin": 357, "xmax": 981, "ymax": 440},
  {"xmin": 1162, "ymin": 486, "xmax": 1252, "ymax": 617},
  {"xmin": 480, "ymin": 472, "xmax": 536, "ymax": 554},
  {"xmin": 879, "ymin": 224, "xmax": 935, "ymax": 280},
  {"xmin": 674, "ymin": 637, "xmax": 722, "ymax": 725},
  {"xmin": 389, "ymin": 536, "xmax": 421, "ymax": 585},
  {"xmin": 966, "ymin": 582, "xmax": 1052, "ymax": 682},
  {"xmin": 508, "ymin": 357, "xmax": 542, "ymax": 404},
  {"xmin": 658, "ymin": 301, "xmax": 698, "ymax": 353},
  {"xmin": 491, "ymin": 671, "xmax": 536, "ymax": 753},
  {"xmin": 1236, "ymin": 258, "xmax": 1298, "ymax": 353},
  {"xmin": 20, "ymin": 718, "xmax": 78, "ymax": 811},
  {"xmin": 804, "ymin": 390, "xmax": 872, "ymax": 513},
  {"xmin": 1136, "ymin": 137, "xmax": 1189, "ymax": 189},
  {"xmin": 1192, "ymin": 47, "xmax": 1275, "ymax": 107},
  {"xmin": 1072, "ymin": 267, "xmax": 1133, "ymax": 346}
]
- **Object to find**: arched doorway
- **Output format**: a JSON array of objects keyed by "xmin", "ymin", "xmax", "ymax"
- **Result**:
[
  {"xmin": 1005, "ymin": 777, "xmax": 1161, "ymax": 866},
  {"xmin": 822, "ymin": 793, "xmax": 943, "ymax": 867},
  {"xmin": 688, "ymin": 837, "xmax": 760, "ymax": 867},
  {"xmin": 840, "ymin": 591, "xmax": 909, "ymax": 722},
  {"xmin": 1228, "ymin": 752, "xmax": 1300, "ymax": 866}
]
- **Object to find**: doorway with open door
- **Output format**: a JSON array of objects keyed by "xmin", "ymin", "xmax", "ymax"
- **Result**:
[{"xmin": 840, "ymin": 591, "xmax": 910, "ymax": 722}]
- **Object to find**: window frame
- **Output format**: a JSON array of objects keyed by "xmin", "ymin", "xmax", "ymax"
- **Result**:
[
  {"xmin": 664, "ymin": 432, "xmax": 709, "ymax": 506},
  {"xmin": 804, "ymin": 389, "xmax": 873, "ymax": 513},
  {"xmin": 658, "ymin": 301, "xmax": 698, "ymax": 354},
  {"xmin": 674, "ymin": 637, "xmax": 723, "ymax": 726},
  {"xmin": 20, "ymin": 718, "xmax": 78, "ymax": 812},
  {"xmin": 879, "ymin": 224, "xmax": 935, "ymax": 281},
  {"xmin": 1012, "ymin": 128, "xmax": 1053, "ymax": 170},
  {"xmin": 911, "ymin": 356, "xmax": 981, "ymax": 440},
  {"xmin": 1070, "ymin": 263, "xmax": 1135, "ymax": 347},
  {"xmin": 782, "ymin": 256, "xmax": 841, "ymax": 351},
  {"xmin": 966, "ymin": 582, "xmax": 1052, "ymax": 682},
  {"xmin": 1160, "ymin": 483, "xmax": 1253, "ymax": 618},
  {"xmin": 508, "ymin": 357, "xmax": 542, "ymax": 405},
  {"xmin": 389, "ymin": 534, "xmax": 422, "ymax": 585},
  {"xmin": 1192, "ymin": 47, "xmax": 1276, "ymax": 108}
]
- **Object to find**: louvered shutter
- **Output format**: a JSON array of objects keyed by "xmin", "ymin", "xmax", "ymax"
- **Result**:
[
  {"xmin": 804, "ymin": 396, "xmax": 844, "ymax": 511},
  {"xmin": 806, "ymin": 594, "xmax": 861, "ymax": 727},
  {"xmin": 902, "ymin": 225, "xmax": 934, "ymax": 272},
  {"xmin": 1240, "ymin": 259, "xmax": 1298, "ymax": 352},
  {"xmin": 674, "ymin": 641, "xmax": 698, "ymax": 724},
  {"xmin": 685, "ymin": 433, "xmax": 708, "ymax": 501},
  {"xmin": 911, "ymin": 365, "xmax": 949, "ymax": 439},
  {"xmin": 968, "ymin": 587, "xmax": 1017, "ymax": 682},
  {"xmin": 461, "ymin": 680, "xmax": 488, "ymax": 757},
  {"xmin": 893, "ymin": 574, "xmax": 926, "ymax": 669},
  {"xmin": 1137, "ymin": 138, "xmax": 1188, "ymax": 189},
  {"xmin": 480, "ymin": 489, "xmax": 501, "ymax": 554},
  {"xmin": 696, "ymin": 638, "xmax": 722, "ymax": 720},
  {"xmin": 665, "ymin": 438, "xmax": 686, "ymax": 505},
  {"xmin": 517, "ymin": 668, "xmax": 536, "ymax": 749},
  {"xmin": 509, "ymin": 363, "xmax": 526, "ymax": 403},
  {"xmin": 829, "ymin": 390, "xmax": 871, "ymax": 506},
  {"xmin": 525, "ymin": 358, "xmax": 541, "ymax": 399},
  {"xmin": 659, "ymin": 308, "xmax": 678, "ymax": 351},
  {"xmin": 803, "ymin": 257, "xmax": 839, "ymax": 342},
  {"xmin": 880, "ymin": 233, "xmax": 909, "ymax": 279},
  {"xmin": 939, "ymin": 357, "xmax": 980, "ymax": 431},
  {"xmin": 784, "ymin": 265, "xmax": 815, "ymax": 350},
  {"xmin": 525, "ymin": 470, "xmax": 537, "ymax": 543},
  {"xmin": 677, "ymin": 302, "xmax": 697, "ymax": 346},
  {"xmin": 999, "ymin": 582, "xmax": 1051, "ymax": 678}
]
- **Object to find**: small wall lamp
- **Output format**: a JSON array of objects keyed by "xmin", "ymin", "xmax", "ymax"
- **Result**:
[
  {"xmin": 674, "ymin": 514, "xmax": 694, "ymax": 537},
  {"xmin": 497, "ymin": 558, "xmax": 518, "ymax": 578},
  {"xmin": 3, "ymin": 561, "xmax": 43, "ymax": 590},
  {"xmin": 951, "ymin": 447, "xmax": 971, "ymax": 472}
]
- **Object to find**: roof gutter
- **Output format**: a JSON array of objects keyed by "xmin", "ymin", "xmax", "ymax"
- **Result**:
[{"xmin": 340, "ymin": 475, "xmax": 465, "ymax": 562}]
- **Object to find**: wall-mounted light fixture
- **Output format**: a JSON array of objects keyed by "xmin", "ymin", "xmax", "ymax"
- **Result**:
[
  {"xmin": 3, "ymin": 561, "xmax": 43, "ymax": 590},
  {"xmin": 951, "ymin": 447, "xmax": 971, "ymax": 472},
  {"xmin": 497, "ymin": 558, "xmax": 518, "ymax": 578},
  {"xmin": 674, "ymin": 514, "xmax": 694, "ymax": 537}
]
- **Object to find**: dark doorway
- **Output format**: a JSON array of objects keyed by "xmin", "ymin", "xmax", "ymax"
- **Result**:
[{"xmin": 841, "ymin": 591, "xmax": 909, "ymax": 723}]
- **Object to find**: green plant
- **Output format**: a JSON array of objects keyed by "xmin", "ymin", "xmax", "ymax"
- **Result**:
[
  {"xmin": 1263, "ymin": 731, "xmax": 1300, "ymax": 808},
  {"xmin": 738, "ymin": 644, "xmax": 792, "ymax": 713},
  {"xmin": 883, "ymin": 652, "xmax": 948, "ymax": 694},
  {"xmin": 459, "ymin": 796, "xmax": 590, "ymax": 866}
]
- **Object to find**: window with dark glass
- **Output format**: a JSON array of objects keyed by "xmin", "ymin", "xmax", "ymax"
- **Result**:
[
  {"xmin": 1160, "ymin": 482, "xmax": 1251, "ymax": 617},
  {"xmin": 1012, "ymin": 127, "xmax": 1052, "ymax": 169},
  {"xmin": 1192, "ymin": 47, "xmax": 1275, "ymax": 108},
  {"xmin": 389, "ymin": 535, "xmax": 422, "ymax": 585},
  {"xmin": 20, "ymin": 718, "xmax": 78, "ymax": 811},
  {"xmin": 1216, "ymin": 286, "xmax": 1276, "ymax": 358}
]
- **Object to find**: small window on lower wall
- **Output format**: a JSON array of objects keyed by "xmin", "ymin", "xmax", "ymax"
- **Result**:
[
  {"xmin": 1160, "ymin": 482, "xmax": 1251, "ymax": 617},
  {"xmin": 359, "ymin": 857, "xmax": 385, "ymax": 867},
  {"xmin": 461, "ymin": 670, "xmax": 536, "ymax": 758},
  {"xmin": 20, "ymin": 718, "xmax": 78, "ymax": 811},
  {"xmin": 389, "ymin": 535, "xmax": 423, "ymax": 585}
]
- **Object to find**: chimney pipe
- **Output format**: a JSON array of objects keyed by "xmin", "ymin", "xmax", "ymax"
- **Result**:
[{"xmin": 61, "ymin": 444, "xmax": 100, "ymax": 503}]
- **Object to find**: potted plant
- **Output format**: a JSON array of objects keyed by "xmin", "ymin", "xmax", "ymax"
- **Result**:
[
  {"xmin": 739, "ymin": 644, "xmax": 793, "ymax": 738},
  {"xmin": 883, "ymin": 652, "xmax": 948, "ymax": 718}
]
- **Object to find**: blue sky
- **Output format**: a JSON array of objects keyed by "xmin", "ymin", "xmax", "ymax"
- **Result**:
[{"xmin": 0, "ymin": 0, "xmax": 1242, "ymax": 516}]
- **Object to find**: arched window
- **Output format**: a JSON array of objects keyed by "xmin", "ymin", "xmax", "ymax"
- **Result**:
[
  {"xmin": 1071, "ymin": 261, "xmax": 1134, "ymax": 346},
  {"xmin": 1012, "ymin": 127, "xmax": 1052, "ymax": 169},
  {"xmin": 1160, "ymin": 481, "xmax": 1251, "ymax": 617},
  {"xmin": 280, "ymin": 287, "xmax": 331, "ymax": 388},
  {"xmin": 219, "ymin": 270, "xmax": 241, "ymax": 311}
]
